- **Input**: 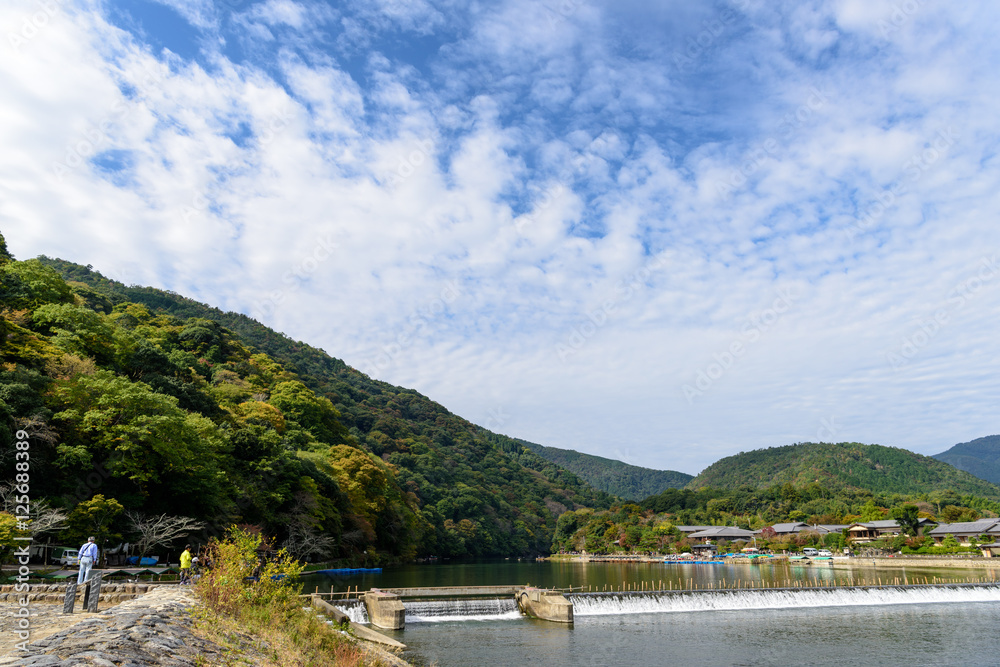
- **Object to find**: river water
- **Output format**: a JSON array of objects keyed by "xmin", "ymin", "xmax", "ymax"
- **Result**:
[{"xmin": 304, "ymin": 559, "xmax": 1000, "ymax": 666}]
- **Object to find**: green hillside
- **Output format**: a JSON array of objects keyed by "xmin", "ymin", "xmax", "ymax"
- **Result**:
[
  {"xmin": 0, "ymin": 243, "xmax": 614, "ymax": 565},
  {"xmin": 688, "ymin": 442, "xmax": 1000, "ymax": 499},
  {"xmin": 934, "ymin": 435, "xmax": 1000, "ymax": 486},
  {"xmin": 518, "ymin": 439, "xmax": 692, "ymax": 500}
]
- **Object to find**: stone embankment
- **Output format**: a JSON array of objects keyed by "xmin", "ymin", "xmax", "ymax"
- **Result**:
[
  {"xmin": 0, "ymin": 583, "xmax": 152, "ymax": 606},
  {"xmin": 0, "ymin": 586, "xmax": 247, "ymax": 666},
  {"xmin": 839, "ymin": 557, "xmax": 1000, "ymax": 569},
  {"xmin": 3, "ymin": 586, "xmax": 414, "ymax": 666}
]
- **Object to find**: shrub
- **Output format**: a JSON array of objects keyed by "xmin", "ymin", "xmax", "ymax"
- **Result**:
[{"xmin": 196, "ymin": 525, "xmax": 304, "ymax": 617}]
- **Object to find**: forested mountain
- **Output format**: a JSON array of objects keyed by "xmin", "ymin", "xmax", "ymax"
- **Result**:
[
  {"xmin": 0, "ymin": 243, "xmax": 613, "ymax": 564},
  {"xmin": 518, "ymin": 439, "xmax": 692, "ymax": 500},
  {"xmin": 934, "ymin": 436, "xmax": 1000, "ymax": 486},
  {"xmin": 687, "ymin": 442, "xmax": 1000, "ymax": 499}
]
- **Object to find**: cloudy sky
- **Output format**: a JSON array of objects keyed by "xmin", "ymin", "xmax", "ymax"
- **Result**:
[{"xmin": 2, "ymin": 0, "xmax": 999, "ymax": 475}]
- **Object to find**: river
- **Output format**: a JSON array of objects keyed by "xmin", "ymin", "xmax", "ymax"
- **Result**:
[{"xmin": 304, "ymin": 559, "xmax": 1000, "ymax": 666}]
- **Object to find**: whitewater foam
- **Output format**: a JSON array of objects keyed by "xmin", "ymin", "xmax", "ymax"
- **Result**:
[
  {"xmin": 404, "ymin": 598, "xmax": 523, "ymax": 623},
  {"xmin": 334, "ymin": 601, "xmax": 369, "ymax": 624},
  {"xmin": 569, "ymin": 585, "xmax": 1000, "ymax": 616}
]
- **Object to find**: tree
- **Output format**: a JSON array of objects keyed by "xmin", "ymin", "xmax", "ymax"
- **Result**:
[
  {"xmin": 25, "ymin": 500, "xmax": 69, "ymax": 538},
  {"xmin": 0, "ymin": 230, "xmax": 12, "ymax": 263},
  {"xmin": 66, "ymin": 495, "xmax": 124, "ymax": 545},
  {"xmin": 0, "ymin": 512, "xmax": 23, "ymax": 565},
  {"xmin": 941, "ymin": 533, "xmax": 961, "ymax": 550},
  {"xmin": 327, "ymin": 445, "xmax": 391, "ymax": 529},
  {"xmin": 269, "ymin": 380, "xmax": 349, "ymax": 446},
  {"xmin": 0, "ymin": 259, "xmax": 73, "ymax": 308},
  {"xmin": 52, "ymin": 370, "xmax": 225, "ymax": 508},
  {"xmin": 859, "ymin": 499, "xmax": 885, "ymax": 522},
  {"xmin": 125, "ymin": 511, "xmax": 206, "ymax": 559},
  {"xmin": 890, "ymin": 504, "xmax": 921, "ymax": 536},
  {"xmin": 31, "ymin": 303, "xmax": 115, "ymax": 364},
  {"xmin": 282, "ymin": 523, "xmax": 337, "ymax": 562}
]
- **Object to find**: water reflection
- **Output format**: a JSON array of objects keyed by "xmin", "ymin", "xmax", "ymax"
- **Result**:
[{"xmin": 302, "ymin": 558, "xmax": 1000, "ymax": 595}]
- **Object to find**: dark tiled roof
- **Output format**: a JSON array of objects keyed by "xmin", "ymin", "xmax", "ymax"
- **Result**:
[
  {"xmin": 770, "ymin": 522, "xmax": 808, "ymax": 533},
  {"xmin": 928, "ymin": 519, "xmax": 1000, "ymax": 535},
  {"xmin": 688, "ymin": 527, "xmax": 757, "ymax": 539}
]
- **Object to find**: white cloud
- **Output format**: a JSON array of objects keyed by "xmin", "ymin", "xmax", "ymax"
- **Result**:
[
  {"xmin": 2, "ymin": 0, "xmax": 1000, "ymax": 474},
  {"xmin": 248, "ymin": 0, "xmax": 309, "ymax": 29},
  {"xmin": 144, "ymin": 0, "xmax": 218, "ymax": 30}
]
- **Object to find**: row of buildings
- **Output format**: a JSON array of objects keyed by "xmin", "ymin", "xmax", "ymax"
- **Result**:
[{"xmin": 675, "ymin": 518, "xmax": 1000, "ymax": 554}]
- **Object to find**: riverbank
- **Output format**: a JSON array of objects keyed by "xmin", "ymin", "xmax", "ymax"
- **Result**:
[
  {"xmin": 0, "ymin": 586, "xmax": 243, "ymax": 665},
  {"xmin": 542, "ymin": 554, "xmax": 1000, "ymax": 569},
  {"xmin": 0, "ymin": 584, "xmax": 411, "ymax": 666}
]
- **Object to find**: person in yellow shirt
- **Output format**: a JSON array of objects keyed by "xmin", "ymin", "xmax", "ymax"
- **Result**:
[{"xmin": 179, "ymin": 545, "xmax": 193, "ymax": 584}]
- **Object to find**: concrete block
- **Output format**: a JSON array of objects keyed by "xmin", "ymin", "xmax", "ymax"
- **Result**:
[
  {"xmin": 363, "ymin": 589, "xmax": 406, "ymax": 630},
  {"xmin": 516, "ymin": 588, "xmax": 573, "ymax": 623},
  {"xmin": 63, "ymin": 583, "xmax": 78, "ymax": 614}
]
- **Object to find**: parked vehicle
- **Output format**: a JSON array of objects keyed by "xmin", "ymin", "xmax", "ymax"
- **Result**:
[
  {"xmin": 802, "ymin": 547, "xmax": 819, "ymax": 557},
  {"xmin": 817, "ymin": 549, "xmax": 833, "ymax": 557},
  {"xmin": 51, "ymin": 547, "xmax": 79, "ymax": 567}
]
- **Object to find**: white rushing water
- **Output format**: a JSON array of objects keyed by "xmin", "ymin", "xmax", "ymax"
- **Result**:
[
  {"xmin": 333, "ymin": 586, "xmax": 1000, "ymax": 625},
  {"xmin": 569, "ymin": 585, "xmax": 1000, "ymax": 616},
  {"xmin": 405, "ymin": 598, "xmax": 523, "ymax": 623},
  {"xmin": 335, "ymin": 601, "xmax": 369, "ymax": 624},
  {"xmin": 334, "ymin": 597, "xmax": 521, "ymax": 624}
]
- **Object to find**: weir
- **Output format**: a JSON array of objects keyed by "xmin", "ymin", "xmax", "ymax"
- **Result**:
[
  {"xmin": 326, "ymin": 583, "xmax": 1000, "ymax": 629},
  {"xmin": 568, "ymin": 583, "xmax": 1000, "ymax": 616}
]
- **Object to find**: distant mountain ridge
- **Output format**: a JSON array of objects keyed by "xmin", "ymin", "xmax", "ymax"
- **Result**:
[
  {"xmin": 517, "ymin": 440, "xmax": 692, "ymax": 500},
  {"xmin": 688, "ymin": 441, "xmax": 1000, "ymax": 499},
  {"xmin": 934, "ymin": 435, "xmax": 1000, "ymax": 486}
]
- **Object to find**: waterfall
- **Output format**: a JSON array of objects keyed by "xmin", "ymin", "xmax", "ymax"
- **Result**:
[
  {"xmin": 404, "ymin": 598, "xmax": 522, "ymax": 623},
  {"xmin": 333, "ymin": 600, "xmax": 369, "ymax": 624},
  {"xmin": 569, "ymin": 585, "xmax": 1000, "ymax": 616}
]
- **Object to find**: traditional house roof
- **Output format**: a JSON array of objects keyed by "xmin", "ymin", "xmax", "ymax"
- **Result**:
[
  {"xmin": 687, "ymin": 527, "xmax": 757, "ymax": 540},
  {"xmin": 768, "ymin": 522, "xmax": 808, "ymax": 534},
  {"xmin": 675, "ymin": 526, "xmax": 714, "ymax": 534},
  {"xmin": 927, "ymin": 519, "xmax": 1000, "ymax": 536},
  {"xmin": 759, "ymin": 522, "xmax": 848, "ymax": 536},
  {"xmin": 811, "ymin": 524, "xmax": 848, "ymax": 534},
  {"xmin": 849, "ymin": 518, "xmax": 936, "ymax": 531}
]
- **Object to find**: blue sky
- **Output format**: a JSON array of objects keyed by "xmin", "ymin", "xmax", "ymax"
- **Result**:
[{"xmin": 3, "ymin": 0, "xmax": 999, "ymax": 474}]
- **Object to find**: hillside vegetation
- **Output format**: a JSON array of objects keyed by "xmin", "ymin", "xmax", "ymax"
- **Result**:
[
  {"xmin": 687, "ymin": 442, "xmax": 1000, "ymax": 499},
  {"xmin": 934, "ymin": 435, "xmax": 1000, "ymax": 486},
  {"xmin": 518, "ymin": 439, "xmax": 692, "ymax": 500},
  {"xmin": 554, "ymin": 481, "xmax": 999, "ymax": 554},
  {"xmin": 0, "ymin": 242, "xmax": 613, "ymax": 565}
]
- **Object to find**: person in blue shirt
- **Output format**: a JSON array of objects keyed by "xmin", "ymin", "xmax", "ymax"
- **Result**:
[{"xmin": 78, "ymin": 536, "xmax": 99, "ymax": 584}]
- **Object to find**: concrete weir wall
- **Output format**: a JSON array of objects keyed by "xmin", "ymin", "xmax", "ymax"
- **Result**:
[
  {"xmin": 516, "ymin": 587, "xmax": 574, "ymax": 623},
  {"xmin": 364, "ymin": 589, "xmax": 406, "ymax": 630}
]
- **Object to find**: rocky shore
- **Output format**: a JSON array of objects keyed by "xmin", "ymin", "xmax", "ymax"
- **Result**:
[
  {"xmin": 0, "ymin": 586, "xmax": 249, "ymax": 666},
  {"xmin": 1, "ymin": 585, "xmax": 412, "ymax": 666}
]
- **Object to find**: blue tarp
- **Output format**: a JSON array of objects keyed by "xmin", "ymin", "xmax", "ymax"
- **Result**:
[
  {"xmin": 125, "ymin": 556, "xmax": 160, "ymax": 566},
  {"xmin": 310, "ymin": 567, "xmax": 382, "ymax": 576}
]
